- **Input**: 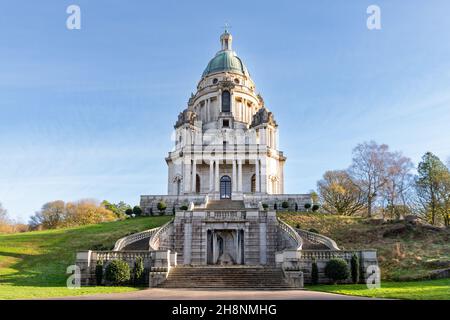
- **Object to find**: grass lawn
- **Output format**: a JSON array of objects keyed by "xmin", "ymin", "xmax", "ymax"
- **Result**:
[
  {"xmin": 307, "ymin": 279, "xmax": 450, "ymax": 300},
  {"xmin": 0, "ymin": 216, "xmax": 171, "ymax": 299}
]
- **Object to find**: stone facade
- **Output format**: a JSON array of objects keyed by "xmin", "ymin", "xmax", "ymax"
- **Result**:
[{"xmin": 141, "ymin": 30, "xmax": 309, "ymax": 214}]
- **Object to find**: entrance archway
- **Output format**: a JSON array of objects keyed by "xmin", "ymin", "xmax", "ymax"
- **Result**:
[{"xmin": 220, "ymin": 175, "xmax": 232, "ymax": 199}]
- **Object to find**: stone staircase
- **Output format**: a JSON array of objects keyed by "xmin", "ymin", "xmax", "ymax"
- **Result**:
[
  {"xmin": 205, "ymin": 200, "xmax": 246, "ymax": 210},
  {"xmin": 300, "ymin": 237, "xmax": 330, "ymax": 250},
  {"xmin": 158, "ymin": 266, "xmax": 294, "ymax": 289},
  {"xmin": 121, "ymin": 238, "xmax": 149, "ymax": 250}
]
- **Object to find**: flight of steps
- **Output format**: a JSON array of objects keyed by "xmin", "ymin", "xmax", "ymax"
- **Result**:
[
  {"xmin": 300, "ymin": 237, "xmax": 330, "ymax": 250},
  {"xmin": 158, "ymin": 266, "xmax": 295, "ymax": 289},
  {"xmin": 206, "ymin": 200, "xmax": 246, "ymax": 210},
  {"xmin": 122, "ymin": 238, "xmax": 150, "ymax": 250}
]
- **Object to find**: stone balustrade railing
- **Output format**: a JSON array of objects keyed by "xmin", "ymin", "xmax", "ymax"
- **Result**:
[
  {"xmin": 149, "ymin": 219, "xmax": 174, "ymax": 251},
  {"xmin": 278, "ymin": 218, "xmax": 303, "ymax": 250},
  {"xmin": 113, "ymin": 228, "xmax": 160, "ymax": 251},
  {"xmin": 76, "ymin": 249, "xmax": 177, "ymax": 286},
  {"xmin": 296, "ymin": 228, "xmax": 340, "ymax": 250},
  {"xmin": 206, "ymin": 211, "xmax": 247, "ymax": 220}
]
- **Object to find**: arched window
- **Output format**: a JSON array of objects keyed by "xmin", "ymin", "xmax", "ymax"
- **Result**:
[
  {"xmin": 251, "ymin": 174, "xmax": 256, "ymax": 193},
  {"xmin": 196, "ymin": 174, "xmax": 201, "ymax": 194},
  {"xmin": 221, "ymin": 91, "xmax": 231, "ymax": 112},
  {"xmin": 220, "ymin": 175, "xmax": 232, "ymax": 199}
]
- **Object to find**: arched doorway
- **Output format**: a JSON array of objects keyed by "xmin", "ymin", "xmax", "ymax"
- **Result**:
[{"xmin": 220, "ymin": 175, "xmax": 232, "ymax": 199}]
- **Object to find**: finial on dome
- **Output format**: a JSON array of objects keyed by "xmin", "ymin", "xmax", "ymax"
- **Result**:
[{"xmin": 220, "ymin": 23, "xmax": 232, "ymax": 50}]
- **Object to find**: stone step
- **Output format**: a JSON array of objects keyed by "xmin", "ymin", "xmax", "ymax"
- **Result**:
[
  {"xmin": 121, "ymin": 238, "xmax": 149, "ymax": 250},
  {"xmin": 158, "ymin": 266, "xmax": 293, "ymax": 289},
  {"xmin": 205, "ymin": 200, "xmax": 245, "ymax": 210}
]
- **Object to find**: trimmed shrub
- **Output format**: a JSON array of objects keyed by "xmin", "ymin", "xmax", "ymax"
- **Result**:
[
  {"xmin": 295, "ymin": 223, "xmax": 301, "ymax": 229},
  {"xmin": 179, "ymin": 205, "xmax": 188, "ymax": 211},
  {"xmin": 125, "ymin": 208, "xmax": 133, "ymax": 216},
  {"xmin": 274, "ymin": 203, "xmax": 278, "ymax": 210},
  {"xmin": 105, "ymin": 260, "xmax": 131, "ymax": 285},
  {"xmin": 304, "ymin": 203, "xmax": 311, "ymax": 210},
  {"xmin": 308, "ymin": 228, "xmax": 320, "ymax": 234},
  {"xmin": 312, "ymin": 204, "xmax": 320, "ymax": 212},
  {"xmin": 262, "ymin": 203, "xmax": 268, "ymax": 210},
  {"xmin": 295, "ymin": 203, "xmax": 298, "ymax": 211},
  {"xmin": 172, "ymin": 206, "xmax": 175, "ymax": 215},
  {"xmin": 95, "ymin": 261, "xmax": 104, "ymax": 285},
  {"xmin": 132, "ymin": 206, "xmax": 142, "ymax": 216},
  {"xmin": 281, "ymin": 201, "xmax": 289, "ymax": 209},
  {"xmin": 157, "ymin": 201, "xmax": 167, "ymax": 213},
  {"xmin": 351, "ymin": 254, "xmax": 360, "ymax": 284},
  {"xmin": 324, "ymin": 259, "xmax": 350, "ymax": 284},
  {"xmin": 311, "ymin": 261, "xmax": 319, "ymax": 285},
  {"xmin": 133, "ymin": 257, "xmax": 145, "ymax": 286}
]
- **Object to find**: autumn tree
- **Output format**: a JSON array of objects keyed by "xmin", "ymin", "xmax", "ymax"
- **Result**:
[
  {"xmin": 380, "ymin": 152, "xmax": 414, "ymax": 219},
  {"xmin": 29, "ymin": 200, "xmax": 66, "ymax": 229},
  {"xmin": 317, "ymin": 170, "xmax": 365, "ymax": 215},
  {"xmin": 349, "ymin": 141, "xmax": 392, "ymax": 217},
  {"xmin": 415, "ymin": 152, "xmax": 450, "ymax": 225},
  {"xmin": 29, "ymin": 199, "xmax": 116, "ymax": 230}
]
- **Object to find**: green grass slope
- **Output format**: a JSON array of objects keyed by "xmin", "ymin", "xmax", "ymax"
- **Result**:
[
  {"xmin": 0, "ymin": 216, "xmax": 171, "ymax": 299},
  {"xmin": 278, "ymin": 212, "xmax": 450, "ymax": 281}
]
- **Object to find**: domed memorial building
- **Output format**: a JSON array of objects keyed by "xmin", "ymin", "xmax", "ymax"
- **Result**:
[
  {"xmin": 140, "ymin": 31, "xmax": 312, "ymax": 266},
  {"xmin": 76, "ymin": 32, "xmax": 379, "ymax": 289},
  {"xmin": 142, "ymin": 31, "xmax": 309, "ymax": 210}
]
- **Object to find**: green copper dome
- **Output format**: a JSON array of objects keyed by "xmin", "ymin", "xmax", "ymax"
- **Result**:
[{"xmin": 202, "ymin": 50, "xmax": 249, "ymax": 77}]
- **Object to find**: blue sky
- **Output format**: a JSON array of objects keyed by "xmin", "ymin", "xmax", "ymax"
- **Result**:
[{"xmin": 1, "ymin": 0, "xmax": 450, "ymax": 222}]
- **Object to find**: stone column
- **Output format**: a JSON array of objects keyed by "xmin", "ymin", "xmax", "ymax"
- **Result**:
[
  {"xmin": 184, "ymin": 159, "xmax": 191, "ymax": 193},
  {"xmin": 255, "ymin": 158, "xmax": 260, "ymax": 193},
  {"xmin": 209, "ymin": 160, "xmax": 214, "ymax": 192},
  {"xmin": 232, "ymin": 159, "xmax": 237, "ymax": 192},
  {"xmin": 191, "ymin": 159, "xmax": 197, "ymax": 193},
  {"xmin": 215, "ymin": 160, "xmax": 220, "ymax": 192},
  {"xmin": 238, "ymin": 159, "xmax": 243, "ymax": 192}
]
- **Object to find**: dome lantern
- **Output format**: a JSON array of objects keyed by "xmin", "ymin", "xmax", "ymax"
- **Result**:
[{"xmin": 220, "ymin": 30, "xmax": 232, "ymax": 51}]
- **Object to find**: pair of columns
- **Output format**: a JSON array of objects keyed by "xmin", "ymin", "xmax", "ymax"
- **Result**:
[{"xmin": 209, "ymin": 159, "xmax": 243, "ymax": 193}]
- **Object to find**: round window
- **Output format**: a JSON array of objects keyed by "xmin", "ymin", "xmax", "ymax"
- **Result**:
[
  {"xmin": 213, "ymin": 78, "xmax": 218, "ymax": 84},
  {"xmin": 234, "ymin": 78, "xmax": 240, "ymax": 84}
]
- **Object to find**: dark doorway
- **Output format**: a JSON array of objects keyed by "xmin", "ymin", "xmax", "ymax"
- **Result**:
[{"xmin": 220, "ymin": 175, "xmax": 232, "ymax": 199}]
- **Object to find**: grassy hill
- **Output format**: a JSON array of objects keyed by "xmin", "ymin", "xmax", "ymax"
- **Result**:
[
  {"xmin": 0, "ymin": 216, "xmax": 171, "ymax": 299},
  {"xmin": 278, "ymin": 212, "xmax": 450, "ymax": 281}
]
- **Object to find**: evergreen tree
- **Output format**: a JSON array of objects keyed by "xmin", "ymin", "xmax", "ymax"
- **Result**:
[{"xmin": 415, "ymin": 152, "xmax": 450, "ymax": 225}]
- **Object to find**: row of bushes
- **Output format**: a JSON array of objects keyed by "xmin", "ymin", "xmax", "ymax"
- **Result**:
[
  {"xmin": 311, "ymin": 255, "xmax": 360, "ymax": 285},
  {"xmin": 95, "ymin": 258, "xmax": 146, "ymax": 286},
  {"xmin": 148, "ymin": 201, "xmax": 321, "ymax": 214}
]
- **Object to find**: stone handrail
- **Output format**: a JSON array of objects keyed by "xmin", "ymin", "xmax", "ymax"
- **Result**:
[
  {"xmin": 296, "ymin": 228, "xmax": 340, "ymax": 250},
  {"xmin": 113, "ymin": 227, "xmax": 160, "ymax": 251},
  {"xmin": 149, "ymin": 219, "xmax": 174, "ymax": 251},
  {"xmin": 95, "ymin": 250, "xmax": 154, "ymax": 263},
  {"xmin": 278, "ymin": 218, "xmax": 303, "ymax": 250}
]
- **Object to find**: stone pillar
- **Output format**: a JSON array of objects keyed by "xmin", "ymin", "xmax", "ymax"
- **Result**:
[
  {"xmin": 191, "ymin": 159, "xmax": 197, "ymax": 193},
  {"xmin": 206, "ymin": 99, "xmax": 210, "ymax": 122},
  {"xmin": 209, "ymin": 160, "xmax": 214, "ymax": 192},
  {"xmin": 255, "ymin": 159, "xmax": 260, "ymax": 193},
  {"xmin": 184, "ymin": 159, "xmax": 191, "ymax": 193},
  {"xmin": 232, "ymin": 159, "xmax": 237, "ymax": 192},
  {"xmin": 238, "ymin": 159, "xmax": 243, "ymax": 192},
  {"xmin": 260, "ymin": 158, "xmax": 267, "ymax": 193},
  {"xmin": 215, "ymin": 160, "xmax": 220, "ymax": 192}
]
